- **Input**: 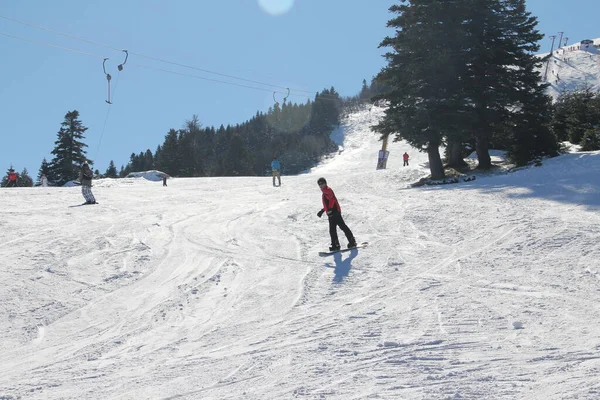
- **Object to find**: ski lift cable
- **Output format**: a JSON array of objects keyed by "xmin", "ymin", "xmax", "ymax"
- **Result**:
[
  {"xmin": 0, "ymin": 14, "xmax": 319, "ymax": 96},
  {"xmin": 0, "ymin": 31, "xmax": 106, "ymax": 59},
  {"xmin": 133, "ymin": 65, "xmax": 342, "ymax": 101},
  {"xmin": 133, "ymin": 64, "xmax": 309, "ymax": 98},
  {"xmin": 0, "ymin": 30, "xmax": 343, "ymax": 101}
]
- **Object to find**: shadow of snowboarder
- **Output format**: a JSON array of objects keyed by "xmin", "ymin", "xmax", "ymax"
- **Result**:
[{"xmin": 325, "ymin": 248, "xmax": 359, "ymax": 284}]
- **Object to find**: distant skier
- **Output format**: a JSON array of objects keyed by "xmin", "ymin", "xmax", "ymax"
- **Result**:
[
  {"xmin": 271, "ymin": 156, "xmax": 281, "ymax": 187},
  {"xmin": 163, "ymin": 174, "xmax": 168, "ymax": 187},
  {"xmin": 41, "ymin": 174, "xmax": 48, "ymax": 187},
  {"xmin": 316, "ymin": 177, "xmax": 356, "ymax": 251},
  {"xmin": 6, "ymin": 169, "xmax": 18, "ymax": 187},
  {"xmin": 403, "ymin": 152, "xmax": 409, "ymax": 167},
  {"xmin": 80, "ymin": 162, "xmax": 96, "ymax": 204}
]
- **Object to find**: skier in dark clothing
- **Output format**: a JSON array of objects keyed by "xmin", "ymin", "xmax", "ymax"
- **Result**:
[
  {"xmin": 316, "ymin": 177, "xmax": 356, "ymax": 251},
  {"xmin": 80, "ymin": 163, "xmax": 96, "ymax": 204}
]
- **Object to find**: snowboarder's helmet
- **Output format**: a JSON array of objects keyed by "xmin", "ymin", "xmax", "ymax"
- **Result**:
[{"xmin": 317, "ymin": 177, "xmax": 327, "ymax": 186}]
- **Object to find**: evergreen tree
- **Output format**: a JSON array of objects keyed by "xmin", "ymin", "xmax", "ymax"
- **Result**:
[
  {"xmin": 144, "ymin": 150, "xmax": 154, "ymax": 171},
  {"xmin": 374, "ymin": 0, "xmax": 472, "ymax": 179},
  {"xmin": 105, "ymin": 160, "xmax": 118, "ymax": 178},
  {"xmin": 581, "ymin": 128, "xmax": 600, "ymax": 151},
  {"xmin": 1, "ymin": 165, "xmax": 16, "ymax": 187},
  {"xmin": 359, "ymin": 79, "xmax": 371, "ymax": 100},
  {"xmin": 119, "ymin": 165, "xmax": 126, "ymax": 177},
  {"xmin": 227, "ymin": 134, "xmax": 254, "ymax": 176},
  {"xmin": 178, "ymin": 116, "xmax": 203, "ymax": 176},
  {"xmin": 47, "ymin": 110, "xmax": 90, "ymax": 186},
  {"xmin": 461, "ymin": 0, "xmax": 554, "ymax": 168},
  {"xmin": 155, "ymin": 129, "xmax": 180, "ymax": 175},
  {"xmin": 551, "ymin": 88, "xmax": 600, "ymax": 144},
  {"xmin": 18, "ymin": 168, "xmax": 34, "ymax": 187},
  {"xmin": 37, "ymin": 158, "xmax": 51, "ymax": 182}
]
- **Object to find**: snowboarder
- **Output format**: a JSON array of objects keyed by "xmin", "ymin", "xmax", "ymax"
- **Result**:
[
  {"xmin": 271, "ymin": 156, "xmax": 281, "ymax": 187},
  {"xmin": 80, "ymin": 162, "xmax": 96, "ymax": 204},
  {"xmin": 41, "ymin": 174, "xmax": 48, "ymax": 187},
  {"xmin": 6, "ymin": 169, "xmax": 18, "ymax": 187},
  {"xmin": 316, "ymin": 177, "xmax": 356, "ymax": 251},
  {"xmin": 403, "ymin": 152, "xmax": 409, "ymax": 167}
]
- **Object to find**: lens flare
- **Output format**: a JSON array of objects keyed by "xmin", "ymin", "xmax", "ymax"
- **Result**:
[{"xmin": 257, "ymin": 0, "xmax": 295, "ymax": 16}]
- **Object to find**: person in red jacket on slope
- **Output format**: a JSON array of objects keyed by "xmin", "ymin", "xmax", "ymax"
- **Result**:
[
  {"xmin": 316, "ymin": 177, "xmax": 356, "ymax": 251},
  {"xmin": 6, "ymin": 169, "xmax": 18, "ymax": 187}
]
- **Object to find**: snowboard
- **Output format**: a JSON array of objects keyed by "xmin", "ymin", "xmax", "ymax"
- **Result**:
[
  {"xmin": 319, "ymin": 242, "xmax": 368, "ymax": 256},
  {"xmin": 69, "ymin": 201, "xmax": 99, "ymax": 207}
]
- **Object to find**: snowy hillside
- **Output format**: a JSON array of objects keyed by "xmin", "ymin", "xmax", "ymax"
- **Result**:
[
  {"xmin": 538, "ymin": 37, "xmax": 600, "ymax": 99},
  {"xmin": 1, "ymin": 106, "xmax": 600, "ymax": 399}
]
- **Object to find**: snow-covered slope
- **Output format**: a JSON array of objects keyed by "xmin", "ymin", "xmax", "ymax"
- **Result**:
[
  {"xmin": 538, "ymin": 37, "xmax": 600, "ymax": 100},
  {"xmin": 1, "ymin": 106, "xmax": 600, "ymax": 399}
]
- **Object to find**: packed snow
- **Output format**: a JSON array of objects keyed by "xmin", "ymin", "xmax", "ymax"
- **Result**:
[
  {"xmin": 1, "ymin": 105, "xmax": 600, "ymax": 400},
  {"xmin": 539, "ymin": 37, "xmax": 600, "ymax": 100}
]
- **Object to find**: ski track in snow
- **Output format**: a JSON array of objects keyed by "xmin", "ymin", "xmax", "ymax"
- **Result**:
[{"xmin": 1, "ymin": 104, "xmax": 600, "ymax": 399}]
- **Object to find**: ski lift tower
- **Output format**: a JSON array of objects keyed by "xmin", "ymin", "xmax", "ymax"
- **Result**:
[{"xmin": 543, "ymin": 35, "xmax": 557, "ymax": 81}]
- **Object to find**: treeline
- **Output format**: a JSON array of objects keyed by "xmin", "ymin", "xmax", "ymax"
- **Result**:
[
  {"xmin": 121, "ymin": 88, "xmax": 343, "ymax": 178},
  {"xmin": 3, "ymin": 88, "xmax": 347, "ymax": 187},
  {"xmin": 552, "ymin": 88, "xmax": 600, "ymax": 151}
]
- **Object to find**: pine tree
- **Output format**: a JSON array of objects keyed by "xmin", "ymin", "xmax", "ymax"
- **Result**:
[
  {"xmin": 227, "ymin": 134, "xmax": 254, "ymax": 176},
  {"xmin": 154, "ymin": 129, "xmax": 180, "ymax": 175},
  {"xmin": 1, "ymin": 165, "xmax": 16, "ymax": 187},
  {"xmin": 105, "ymin": 160, "xmax": 118, "ymax": 178},
  {"xmin": 501, "ymin": 0, "xmax": 558, "ymax": 165},
  {"xmin": 581, "ymin": 128, "xmax": 600, "ymax": 151},
  {"xmin": 374, "ymin": 0, "xmax": 472, "ymax": 179},
  {"xmin": 18, "ymin": 168, "xmax": 34, "ymax": 187},
  {"xmin": 461, "ymin": 0, "xmax": 555, "ymax": 168},
  {"xmin": 359, "ymin": 79, "xmax": 371, "ymax": 101},
  {"xmin": 48, "ymin": 110, "xmax": 90, "ymax": 186},
  {"xmin": 551, "ymin": 88, "xmax": 600, "ymax": 145},
  {"xmin": 37, "ymin": 158, "xmax": 51, "ymax": 182}
]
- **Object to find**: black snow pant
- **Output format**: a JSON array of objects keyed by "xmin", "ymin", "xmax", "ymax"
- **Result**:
[
  {"xmin": 403, "ymin": 160, "xmax": 409, "ymax": 166},
  {"xmin": 328, "ymin": 212, "xmax": 354, "ymax": 247}
]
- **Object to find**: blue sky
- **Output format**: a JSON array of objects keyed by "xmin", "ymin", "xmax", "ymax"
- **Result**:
[{"xmin": 1, "ymin": 0, "xmax": 599, "ymax": 176}]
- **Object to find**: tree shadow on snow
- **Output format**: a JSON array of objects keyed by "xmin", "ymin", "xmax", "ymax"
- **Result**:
[
  {"xmin": 325, "ymin": 249, "xmax": 359, "ymax": 284},
  {"xmin": 423, "ymin": 153, "xmax": 600, "ymax": 210}
]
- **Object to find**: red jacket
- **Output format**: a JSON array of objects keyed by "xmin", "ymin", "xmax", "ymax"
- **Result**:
[
  {"xmin": 8, "ymin": 172, "xmax": 17, "ymax": 181},
  {"xmin": 403, "ymin": 153, "xmax": 409, "ymax": 161},
  {"xmin": 321, "ymin": 186, "xmax": 341, "ymax": 213}
]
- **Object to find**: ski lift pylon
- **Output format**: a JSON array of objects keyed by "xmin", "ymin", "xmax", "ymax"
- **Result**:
[
  {"xmin": 272, "ymin": 87, "xmax": 290, "ymax": 106},
  {"xmin": 117, "ymin": 50, "xmax": 128, "ymax": 71},
  {"xmin": 102, "ymin": 58, "xmax": 112, "ymax": 104}
]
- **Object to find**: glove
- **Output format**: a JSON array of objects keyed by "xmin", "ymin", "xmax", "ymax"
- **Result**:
[
  {"xmin": 326, "ymin": 210, "xmax": 334, "ymax": 216},
  {"xmin": 317, "ymin": 210, "xmax": 324, "ymax": 218}
]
